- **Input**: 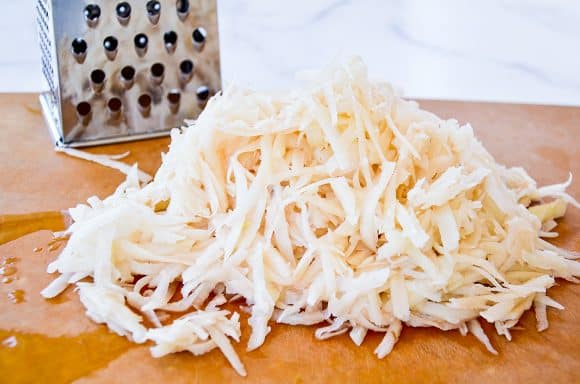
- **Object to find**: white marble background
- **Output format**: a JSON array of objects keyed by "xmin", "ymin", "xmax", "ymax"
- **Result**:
[{"xmin": 2, "ymin": 0, "xmax": 580, "ymax": 105}]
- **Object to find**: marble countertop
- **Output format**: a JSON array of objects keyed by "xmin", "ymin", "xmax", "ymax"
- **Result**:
[{"xmin": 3, "ymin": 0, "xmax": 580, "ymax": 106}]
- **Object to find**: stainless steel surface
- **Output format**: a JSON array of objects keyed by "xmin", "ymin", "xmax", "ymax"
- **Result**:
[{"xmin": 36, "ymin": 0, "xmax": 221, "ymax": 147}]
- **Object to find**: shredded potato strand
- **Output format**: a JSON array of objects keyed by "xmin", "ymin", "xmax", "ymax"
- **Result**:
[{"xmin": 44, "ymin": 58, "xmax": 579, "ymax": 376}]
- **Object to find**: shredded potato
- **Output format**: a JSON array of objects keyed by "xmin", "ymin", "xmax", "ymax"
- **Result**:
[{"xmin": 43, "ymin": 57, "xmax": 579, "ymax": 376}]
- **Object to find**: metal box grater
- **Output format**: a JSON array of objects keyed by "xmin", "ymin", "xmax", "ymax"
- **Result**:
[{"xmin": 36, "ymin": 0, "xmax": 221, "ymax": 147}]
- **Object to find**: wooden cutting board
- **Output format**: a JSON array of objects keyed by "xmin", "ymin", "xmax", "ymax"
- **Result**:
[{"xmin": 0, "ymin": 94, "xmax": 579, "ymax": 383}]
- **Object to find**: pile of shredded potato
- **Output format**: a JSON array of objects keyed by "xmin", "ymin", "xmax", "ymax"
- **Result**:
[{"xmin": 43, "ymin": 57, "xmax": 579, "ymax": 376}]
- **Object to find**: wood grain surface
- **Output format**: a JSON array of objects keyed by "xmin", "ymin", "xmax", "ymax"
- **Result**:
[{"xmin": 0, "ymin": 94, "xmax": 578, "ymax": 383}]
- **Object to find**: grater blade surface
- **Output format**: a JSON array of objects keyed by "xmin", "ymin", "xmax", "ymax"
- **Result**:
[{"xmin": 36, "ymin": 0, "xmax": 221, "ymax": 147}]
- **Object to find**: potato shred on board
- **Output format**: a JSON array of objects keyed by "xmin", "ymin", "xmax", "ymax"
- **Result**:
[{"xmin": 43, "ymin": 57, "xmax": 579, "ymax": 376}]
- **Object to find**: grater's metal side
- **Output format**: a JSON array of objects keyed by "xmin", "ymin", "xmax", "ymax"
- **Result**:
[
  {"xmin": 35, "ymin": 0, "xmax": 221, "ymax": 148},
  {"xmin": 36, "ymin": 0, "xmax": 64, "ymax": 146}
]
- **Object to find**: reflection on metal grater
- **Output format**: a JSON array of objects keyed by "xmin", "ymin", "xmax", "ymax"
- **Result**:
[{"xmin": 36, "ymin": 0, "xmax": 221, "ymax": 147}]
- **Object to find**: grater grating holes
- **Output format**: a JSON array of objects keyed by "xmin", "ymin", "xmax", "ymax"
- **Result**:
[{"xmin": 36, "ymin": 0, "xmax": 221, "ymax": 146}]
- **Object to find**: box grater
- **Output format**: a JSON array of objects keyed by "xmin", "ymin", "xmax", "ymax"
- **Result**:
[{"xmin": 36, "ymin": 0, "xmax": 221, "ymax": 147}]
